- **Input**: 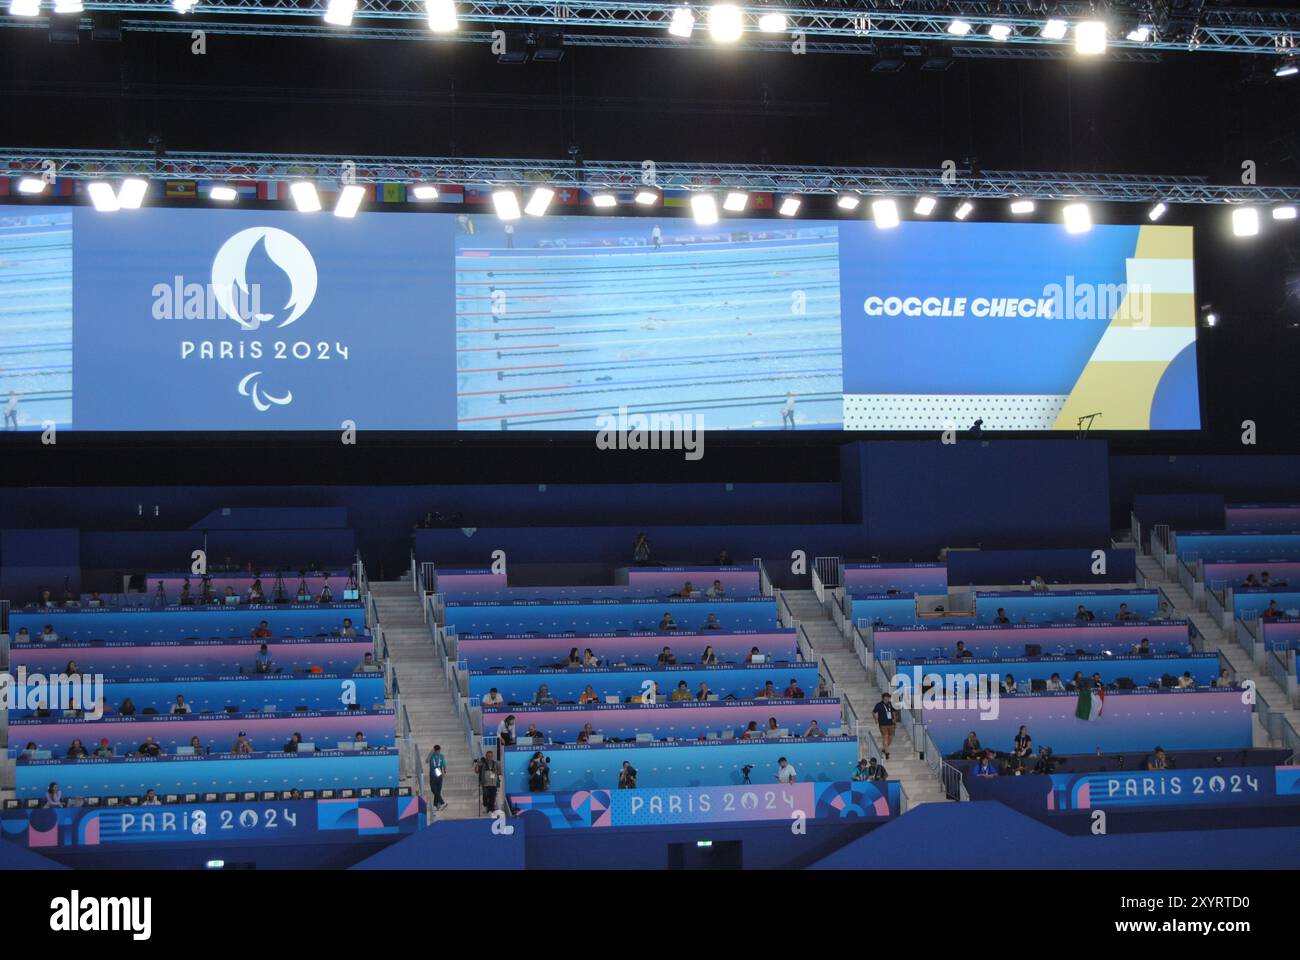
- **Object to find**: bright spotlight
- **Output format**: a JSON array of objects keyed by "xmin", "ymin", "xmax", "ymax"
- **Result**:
[
  {"xmin": 117, "ymin": 178, "xmax": 148, "ymax": 209},
  {"xmin": 524, "ymin": 186, "xmax": 554, "ymax": 216},
  {"xmin": 1009, "ymin": 199, "xmax": 1035, "ymax": 215},
  {"xmin": 954, "ymin": 200, "xmax": 974, "ymax": 220},
  {"xmin": 334, "ymin": 184, "xmax": 366, "ymax": 219},
  {"xmin": 592, "ymin": 190, "xmax": 618, "ymax": 209},
  {"xmin": 1276, "ymin": 61, "xmax": 1299, "ymax": 79},
  {"xmin": 872, "ymin": 199, "xmax": 900, "ymax": 229},
  {"xmin": 691, "ymin": 193, "xmax": 719, "ymax": 226},
  {"xmin": 1041, "ymin": 19, "xmax": 1068, "ymax": 40},
  {"xmin": 1231, "ymin": 207, "xmax": 1259, "ymax": 237},
  {"xmin": 53, "ymin": 0, "xmax": 84, "ymax": 13},
  {"xmin": 669, "ymin": 6, "xmax": 695, "ymax": 38},
  {"xmin": 324, "ymin": 0, "xmax": 356, "ymax": 26},
  {"xmin": 1063, "ymin": 202, "xmax": 1093, "ymax": 233},
  {"xmin": 412, "ymin": 184, "xmax": 440, "ymax": 201},
  {"xmin": 17, "ymin": 177, "xmax": 46, "ymax": 195},
  {"xmin": 426, "ymin": 0, "xmax": 458, "ymax": 32},
  {"xmin": 913, "ymin": 196, "xmax": 936, "ymax": 216},
  {"xmin": 290, "ymin": 182, "xmax": 322, "ymax": 213},
  {"xmin": 722, "ymin": 191, "xmax": 748, "ymax": 212},
  {"xmin": 836, "ymin": 194, "xmax": 860, "ymax": 211},
  {"xmin": 1075, "ymin": 20, "xmax": 1107, "ymax": 55},
  {"xmin": 209, "ymin": 185, "xmax": 237, "ymax": 202},
  {"xmin": 87, "ymin": 182, "xmax": 120, "ymax": 213},
  {"xmin": 634, "ymin": 187, "xmax": 660, "ymax": 206},
  {"xmin": 710, "ymin": 4, "xmax": 743, "ymax": 42},
  {"xmin": 492, "ymin": 188, "xmax": 522, "ymax": 221},
  {"xmin": 1126, "ymin": 25, "xmax": 1151, "ymax": 42},
  {"xmin": 172, "ymin": 0, "xmax": 198, "ymax": 12},
  {"xmin": 8, "ymin": 0, "xmax": 39, "ymax": 13},
  {"xmin": 1147, "ymin": 202, "xmax": 1167, "ymax": 221},
  {"xmin": 758, "ymin": 12, "xmax": 786, "ymax": 33},
  {"xmin": 1272, "ymin": 205, "xmax": 1297, "ymax": 220},
  {"xmin": 778, "ymin": 196, "xmax": 801, "ymax": 217},
  {"xmin": 988, "ymin": 23, "xmax": 1012, "ymax": 41},
  {"xmin": 947, "ymin": 19, "xmax": 972, "ymax": 36}
]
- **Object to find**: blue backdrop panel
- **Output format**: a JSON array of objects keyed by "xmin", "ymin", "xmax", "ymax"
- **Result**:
[
  {"xmin": 456, "ymin": 629, "xmax": 796, "ymax": 671},
  {"xmin": 9, "ymin": 603, "xmax": 365, "ymax": 642},
  {"xmin": 470, "ymin": 663, "xmax": 820, "ymax": 703},
  {"xmin": 444, "ymin": 597, "xmax": 777, "ymax": 634},
  {"xmin": 893, "ymin": 652, "xmax": 1220, "ymax": 689},
  {"xmin": 973, "ymin": 589, "xmax": 1159, "ymax": 623},
  {"xmin": 873, "ymin": 620, "xmax": 1191, "ymax": 660},
  {"xmin": 8, "ymin": 636, "xmax": 373, "ymax": 678}
]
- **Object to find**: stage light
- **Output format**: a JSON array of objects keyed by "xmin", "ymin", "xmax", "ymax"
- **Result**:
[
  {"xmin": 778, "ymin": 196, "xmax": 801, "ymax": 217},
  {"xmin": 758, "ymin": 11, "xmax": 786, "ymax": 33},
  {"xmin": 1272, "ymin": 205, "xmax": 1298, "ymax": 220},
  {"xmin": 87, "ymin": 182, "xmax": 120, "ymax": 212},
  {"xmin": 17, "ymin": 177, "xmax": 46, "ymax": 194},
  {"xmin": 290, "ymin": 181, "xmax": 322, "ymax": 213},
  {"xmin": 172, "ymin": 0, "xmax": 198, "ymax": 11},
  {"xmin": 591, "ymin": 190, "xmax": 617, "ymax": 208},
  {"xmin": 524, "ymin": 186, "xmax": 553, "ymax": 215},
  {"xmin": 412, "ymin": 184, "xmax": 440, "ymax": 201},
  {"xmin": 947, "ymin": 19, "xmax": 972, "ymax": 36},
  {"xmin": 913, "ymin": 196, "xmax": 936, "ymax": 216},
  {"xmin": 872, "ymin": 198, "xmax": 900, "ymax": 229},
  {"xmin": 53, "ymin": 0, "xmax": 84, "ymax": 13},
  {"xmin": 669, "ymin": 6, "xmax": 695, "ymax": 38},
  {"xmin": 117, "ymin": 178, "xmax": 148, "ymax": 209},
  {"xmin": 635, "ymin": 186, "xmax": 660, "ymax": 206},
  {"xmin": 334, "ymin": 184, "xmax": 366, "ymax": 219},
  {"xmin": 9, "ymin": 0, "xmax": 40, "ymax": 15},
  {"xmin": 722, "ymin": 191, "xmax": 748, "ymax": 212},
  {"xmin": 954, "ymin": 200, "xmax": 973, "ymax": 220},
  {"xmin": 209, "ymin": 185, "xmax": 237, "ymax": 202},
  {"xmin": 324, "ymin": 0, "xmax": 356, "ymax": 26},
  {"xmin": 1126, "ymin": 25, "xmax": 1150, "ymax": 42},
  {"xmin": 1075, "ymin": 21, "xmax": 1107, "ymax": 55},
  {"xmin": 836, "ymin": 193, "xmax": 861, "ymax": 211},
  {"xmin": 1063, "ymin": 202, "xmax": 1093, "ymax": 233},
  {"xmin": 492, "ymin": 188, "xmax": 521, "ymax": 221},
  {"xmin": 988, "ymin": 23, "xmax": 1012, "ymax": 41},
  {"xmin": 426, "ymin": 0, "xmax": 457, "ymax": 32},
  {"xmin": 1041, "ymin": 19, "xmax": 1068, "ymax": 40},
  {"xmin": 691, "ymin": 193, "xmax": 719, "ymax": 226},
  {"xmin": 1147, "ymin": 202, "xmax": 1167, "ymax": 221},
  {"xmin": 709, "ymin": 4, "xmax": 743, "ymax": 42},
  {"xmin": 205, "ymin": 860, "xmax": 225, "ymax": 869},
  {"xmin": 1275, "ymin": 60, "xmax": 1299, "ymax": 79},
  {"xmin": 1009, "ymin": 199, "xmax": 1035, "ymax": 215},
  {"xmin": 1231, "ymin": 207, "xmax": 1259, "ymax": 237}
]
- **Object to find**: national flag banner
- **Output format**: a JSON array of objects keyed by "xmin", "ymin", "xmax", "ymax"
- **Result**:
[
  {"xmin": 1075, "ymin": 685, "xmax": 1104, "ymax": 721},
  {"xmin": 438, "ymin": 184, "xmax": 465, "ymax": 204},
  {"xmin": 164, "ymin": 180, "xmax": 197, "ymax": 199},
  {"xmin": 0, "ymin": 178, "xmax": 9, "ymax": 198},
  {"xmin": 380, "ymin": 183, "xmax": 406, "ymax": 203},
  {"xmin": 463, "ymin": 184, "xmax": 492, "ymax": 204},
  {"xmin": 663, "ymin": 189, "xmax": 690, "ymax": 208},
  {"xmin": 231, "ymin": 181, "xmax": 259, "ymax": 199},
  {"xmin": 256, "ymin": 182, "xmax": 281, "ymax": 201},
  {"xmin": 750, "ymin": 192, "xmax": 774, "ymax": 210},
  {"xmin": 51, "ymin": 178, "xmax": 75, "ymax": 197},
  {"xmin": 553, "ymin": 186, "xmax": 581, "ymax": 206}
]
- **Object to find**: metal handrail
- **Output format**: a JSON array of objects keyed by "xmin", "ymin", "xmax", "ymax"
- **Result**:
[{"xmin": 757, "ymin": 558, "xmax": 773, "ymax": 598}]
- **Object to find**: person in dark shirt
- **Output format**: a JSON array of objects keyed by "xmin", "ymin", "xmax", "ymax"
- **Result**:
[
  {"xmin": 658, "ymin": 613, "xmax": 677, "ymax": 631},
  {"xmin": 252, "ymin": 620, "xmax": 273, "ymax": 639},
  {"xmin": 1013, "ymin": 725, "xmax": 1032, "ymax": 758},
  {"xmin": 699, "ymin": 645, "xmax": 718, "ymax": 665},
  {"xmin": 784, "ymin": 678, "xmax": 805, "ymax": 699},
  {"xmin": 954, "ymin": 640, "xmax": 973, "ymax": 659},
  {"xmin": 1145, "ymin": 746, "xmax": 1169, "ymax": 770},
  {"xmin": 993, "ymin": 607, "xmax": 1010, "ymax": 625},
  {"xmin": 1076, "ymin": 605, "xmax": 1095, "ymax": 622},
  {"xmin": 65, "ymin": 739, "xmax": 88, "ymax": 759},
  {"xmin": 702, "ymin": 613, "xmax": 722, "ymax": 630},
  {"xmin": 138, "ymin": 737, "xmax": 162, "ymax": 757},
  {"xmin": 960, "ymin": 731, "xmax": 982, "ymax": 759},
  {"xmin": 872, "ymin": 692, "xmax": 896, "ymax": 759},
  {"xmin": 119, "ymin": 697, "xmax": 136, "ymax": 716},
  {"xmin": 973, "ymin": 751, "xmax": 998, "ymax": 778},
  {"xmin": 283, "ymin": 732, "xmax": 303, "ymax": 753},
  {"xmin": 657, "ymin": 646, "xmax": 677, "ymax": 665}
]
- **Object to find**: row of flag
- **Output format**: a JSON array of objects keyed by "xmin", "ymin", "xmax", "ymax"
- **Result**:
[{"xmin": 0, "ymin": 175, "xmax": 777, "ymax": 209}]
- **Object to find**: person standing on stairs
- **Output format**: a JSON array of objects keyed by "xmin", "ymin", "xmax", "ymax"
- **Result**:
[
  {"xmin": 872, "ymin": 691, "xmax": 896, "ymax": 760},
  {"xmin": 428, "ymin": 745, "xmax": 448, "ymax": 811}
]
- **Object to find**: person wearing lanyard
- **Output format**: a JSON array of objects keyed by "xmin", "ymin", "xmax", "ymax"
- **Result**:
[
  {"xmin": 872, "ymin": 691, "xmax": 897, "ymax": 759},
  {"xmin": 428, "ymin": 744, "xmax": 448, "ymax": 811}
]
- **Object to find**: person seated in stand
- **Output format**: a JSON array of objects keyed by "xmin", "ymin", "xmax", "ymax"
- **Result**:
[
  {"xmin": 45, "ymin": 782, "xmax": 63, "ymax": 808},
  {"xmin": 745, "ymin": 646, "xmax": 763, "ymax": 663},
  {"xmin": 1067, "ymin": 671, "xmax": 1085, "ymax": 691},
  {"xmin": 1013, "ymin": 725, "xmax": 1032, "ymax": 758},
  {"xmin": 1261, "ymin": 571, "xmax": 1288, "ymax": 588},
  {"xmin": 1116, "ymin": 603, "xmax": 1138, "ymax": 623},
  {"xmin": 1001, "ymin": 673, "xmax": 1018, "ymax": 695},
  {"xmin": 695, "ymin": 681, "xmax": 713, "ymax": 701},
  {"xmin": 523, "ymin": 722, "xmax": 545, "ymax": 743},
  {"xmin": 954, "ymin": 640, "xmax": 973, "ymax": 659},
  {"xmin": 702, "ymin": 613, "xmax": 722, "ymax": 630},
  {"xmin": 783, "ymin": 677, "xmax": 805, "ymax": 699},
  {"xmin": 223, "ymin": 586, "xmax": 238, "ymax": 604},
  {"xmin": 14, "ymin": 627, "xmax": 31, "ymax": 643},
  {"xmin": 993, "ymin": 607, "xmax": 1011, "ymax": 625},
  {"xmin": 576, "ymin": 723, "xmax": 598, "ymax": 744},
  {"xmin": 138, "ymin": 736, "xmax": 162, "ymax": 757},
  {"xmin": 579, "ymin": 684, "xmax": 600, "ymax": 704},
  {"xmin": 565, "ymin": 647, "xmax": 583, "ymax": 668},
  {"xmin": 803, "ymin": 719, "xmax": 826, "ymax": 738},
  {"xmin": 741, "ymin": 721, "xmax": 761, "ymax": 739},
  {"xmin": 1262, "ymin": 600, "xmax": 1282, "ymax": 620},
  {"xmin": 657, "ymin": 645, "xmax": 677, "ymax": 666},
  {"xmin": 717, "ymin": 550, "xmax": 731, "ymax": 566},
  {"xmin": 1176, "ymin": 671, "xmax": 1195, "ymax": 689},
  {"xmin": 170, "ymin": 694, "xmax": 192, "ymax": 715},
  {"xmin": 1154, "ymin": 600, "xmax": 1172, "ymax": 620},
  {"xmin": 254, "ymin": 643, "xmax": 274, "ymax": 674},
  {"xmin": 1029, "ymin": 574, "xmax": 1047, "ymax": 591},
  {"xmin": 1213, "ymin": 668, "xmax": 1233, "ymax": 688},
  {"xmin": 40, "ymin": 624, "xmax": 59, "ymax": 643},
  {"xmin": 815, "ymin": 676, "xmax": 832, "ymax": 698},
  {"xmin": 678, "ymin": 581, "xmax": 695, "ymax": 598},
  {"xmin": 38, "ymin": 588, "xmax": 54, "ymax": 608},
  {"xmin": 756, "ymin": 680, "xmax": 778, "ymax": 699},
  {"xmin": 187, "ymin": 736, "xmax": 206, "ymax": 756},
  {"xmin": 582, "ymin": 648, "xmax": 599, "ymax": 667},
  {"xmin": 706, "ymin": 579, "xmax": 726, "ymax": 599},
  {"xmin": 94, "ymin": 738, "xmax": 113, "ymax": 758},
  {"xmin": 248, "ymin": 578, "xmax": 265, "ymax": 603},
  {"xmin": 699, "ymin": 645, "xmax": 718, "ymax": 665},
  {"xmin": 252, "ymin": 620, "xmax": 273, "ymax": 639},
  {"xmin": 355, "ymin": 652, "xmax": 381, "ymax": 673},
  {"xmin": 1075, "ymin": 604, "xmax": 1095, "ymax": 622},
  {"xmin": 63, "ymin": 660, "xmax": 79, "ymax": 677},
  {"xmin": 658, "ymin": 612, "xmax": 677, "ymax": 631},
  {"xmin": 283, "ymin": 732, "xmax": 303, "ymax": 753},
  {"xmin": 1242, "ymin": 573, "xmax": 1260, "ymax": 588},
  {"xmin": 481, "ymin": 687, "xmax": 504, "ymax": 707},
  {"xmin": 973, "ymin": 750, "xmax": 999, "ymax": 778},
  {"xmin": 1046, "ymin": 672, "xmax": 1065, "ymax": 692},
  {"xmin": 142, "ymin": 789, "xmax": 161, "ymax": 806},
  {"xmin": 1031, "ymin": 746, "xmax": 1056, "ymax": 774},
  {"xmin": 765, "ymin": 716, "xmax": 780, "ymax": 733},
  {"xmin": 339, "ymin": 617, "xmax": 358, "ymax": 638},
  {"xmin": 639, "ymin": 681, "xmax": 662, "ymax": 703},
  {"xmin": 960, "ymin": 731, "xmax": 982, "ymax": 759},
  {"xmin": 671, "ymin": 680, "xmax": 693, "ymax": 701},
  {"xmin": 231, "ymin": 733, "xmax": 254, "ymax": 755},
  {"xmin": 65, "ymin": 738, "xmax": 88, "ymax": 759},
  {"xmin": 1145, "ymin": 746, "xmax": 1169, "ymax": 771},
  {"xmin": 534, "ymin": 684, "xmax": 556, "ymax": 706},
  {"xmin": 86, "ymin": 592, "xmax": 103, "ymax": 607},
  {"xmin": 119, "ymin": 697, "xmax": 136, "ymax": 716},
  {"xmin": 1132, "ymin": 636, "xmax": 1152, "ymax": 656}
]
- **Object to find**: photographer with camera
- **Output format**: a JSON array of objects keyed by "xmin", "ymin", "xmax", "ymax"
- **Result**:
[
  {"xmin": 527, "ymin": 751, "xmax": 550, "ymax": 792},
  {"xmin": 473, "ymin": 751, "xmax": 500, "ymax": 813},
  {"xmin": 618, "ymin": 760, "xmax": 638, "ymax": 789}
]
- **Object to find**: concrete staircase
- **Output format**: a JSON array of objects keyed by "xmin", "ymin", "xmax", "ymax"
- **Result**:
[
  {"xmin": 781, "ymin": 588, "xmax": 950, "ymax": 808},
  {"xmin": 1134, "ymin": 553, "xmax": 1300, "ymax": 748},
  {"xmin": 370, "ymin": 579, "xmax": 483, "ymax": 819}
]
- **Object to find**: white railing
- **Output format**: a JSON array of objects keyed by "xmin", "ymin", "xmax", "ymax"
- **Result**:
[
  {"xmin": 409, "ymin": 549, "xmax": 418, "ymax": 593},
  {"xmin": 776, "ymin": 589, "xmax": 797, "ymax": 630},
  {"xmin": 1150, "ymin": 523, "xmax": 1173, "ymax": 577},
  {"xmin": 1130, "ymin": 511, "xmax": 1143, "ymax": 555},
  {"xmin": 757, "ymin": 558, "xmax": 773, "ymax": 598},
  {"xmin": 1177, "ymin": 555, "xmax": 1202, "ymax": 609},
  {"xmin": 811, "ymin": 564, "xmax": 825, "ymax": 604}
]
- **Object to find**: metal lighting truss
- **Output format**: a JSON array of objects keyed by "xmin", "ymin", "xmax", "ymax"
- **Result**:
[
  {"xmin": 4, "ymin": 148, "xmax": 1300, "ymax": 204},
  {"xmin": 2, "ymin": 1, "xmax": 1298, "ymax": 58}
]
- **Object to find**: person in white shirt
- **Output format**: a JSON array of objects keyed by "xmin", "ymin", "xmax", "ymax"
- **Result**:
[
  {"xmin": 1045, "ymin": 673, "xmax": 1064, "ymax": 692},
  {"xmin": 4, "ymin": 390, "xmax": 18, "ymax": 430},
  {"xmin": 355, "ymin": 652, "xmax": 381, "ymax": 673},
  {"xmin": 482, "ymin": 687, "xmax": 504, "ymax": 707},
  {"xmin": 1176, "ymin": 672, "xmax": 1195, "ymax": 689},
  {"xmin": 706, "ymin": 579, "xmax": 726, "ymax": 599},
  {"xmin": 781, "ymin": 392, "xmax": 797, "ymax": 429},
  {"xmin": 339, "ymin": 618, "xmax": 358, "ymax": 638},
  {"xmin": 40, "ymin": 625, "xmax": 59, "ymax": 643},
  {"xmin": 651, "ymin": 224, "xmax": 662, "ymax": 249},
  {"xmin": 170, "ymin": 694, "xmax": 192, "ymax": 715},
  {"xmin": 141, "ymin": 789, "xmax": 162, "ymax": 806},
  {"xmin": 496, "ymin": 714, "xmax": 516, "ymax": 746},
  {"xmin": 776, "ymin": 756, "xmax": 797, "ymax": 784},
  {"xmin": 14, "ymin": 627, "xmax": 30, "ymax": 643}
]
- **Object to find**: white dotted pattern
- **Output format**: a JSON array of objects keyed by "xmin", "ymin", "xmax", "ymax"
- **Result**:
[{"xmin": 842, "ymin": 394, "xmax": 1070, "ymax": 431}]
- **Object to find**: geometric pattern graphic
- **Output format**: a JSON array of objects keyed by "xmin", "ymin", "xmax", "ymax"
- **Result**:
[{"xmin": 844, "ymin": 393, "xmax": 1068, "ymax": 430}]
